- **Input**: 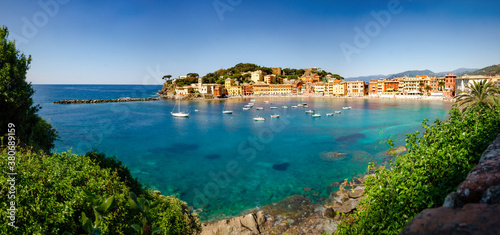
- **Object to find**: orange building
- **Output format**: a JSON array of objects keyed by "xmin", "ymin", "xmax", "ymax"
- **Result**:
[
  {"xmin": 383, "ymin": 80, "xmax": 399, "ymax": 94},
  {"xmin": 444, "ymin": 73, "xmax": 456, "ymax": 97},
  {"xmin": 369, "ymin": 79, "xmax": 378, "ymax": 95},
  {"xmin": 242, "ymin": 84, "xmax": 253, "ymax": 96}
]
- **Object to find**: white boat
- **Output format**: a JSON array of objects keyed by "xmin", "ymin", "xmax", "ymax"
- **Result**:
[
  {"xmin": 303, "ymin": 105, "xmax": 308, "ymax": 107},
  {"xmin": 312, "ymin": 114, "xmax": 321, "ymax": 118},
  {"xmin": 270, "ymin": 107, "xmax": 278, "ymax": 109},
  {"xmin": 222, "ymin": 102, "xmax": 233, "ymax": 114},
  {"xmin": 291, "ymin": 106, "xmax": 298, "ymax": 108},
  {"xmin": 250, "ymin": 99, "xmax": 255, "ymax": 102},
  {"xmin": 248, "ymin": 103, "xmax": 255, "ymax": 106},
  {"xmin": 194, "ymin": 110, "xmax": 199, "ymax": 112},
  {"xmin": 342, "ymin": 106, "xmax": 352, "ymax": 110},
  {"xmin": 305, "ymin": 110, "xmax": 315, "ymax": 114},
  {"xmin": 243, "ymin": 107, "xmax": 250, "ymax": 110},
  {"xmin": 254, "ymin": 117, "xmax": 265, "ymax": 121},
  {"xmin": 297, "ymin": 104, "xmax": 304, "ymax": 107},
  {"xmin": 326, "ymin": 113, "xmax": 334, "ymax": 116},
  {"xmin": 335, "ymin": 111, "xmax": 342, "ymax": 114},
  {"xmin": 270, "ymin": 114, "xmax": 280, "ymax": 118},
  {"xmin": 256, "ymin": 107, "xmax": 264, "ymax": 110},
  {"xmin": 171, "ymin": 97, "xmax": 189, "ymax": 117},
  {"xmin": 282, "ymin": 106, "xmax": 288, "ymax": 109},
  {"xmin": 264, "ymin": 101, "xmax": 269, "ymax": 103}
]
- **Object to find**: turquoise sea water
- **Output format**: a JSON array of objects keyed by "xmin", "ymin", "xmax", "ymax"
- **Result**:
[{"xmin": 33, "ymin": 85, "xmax": 452, "ymax": 221}]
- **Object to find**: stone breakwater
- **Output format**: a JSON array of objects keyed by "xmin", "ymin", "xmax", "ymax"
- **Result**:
[
  {"xmin": 401, "ymin": 133, "xmax": 500, "ymax": 235},
  {"xmin": 53, "ymin": 97, "xmax": 159, "ymax": 104}
]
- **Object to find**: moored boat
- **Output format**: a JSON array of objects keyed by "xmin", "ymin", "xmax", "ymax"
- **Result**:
[
  {"xmin": 282, "ymin": 106, "xmax": 288, "ymax": 109},
  {"xmin": 312, "ymin": 114, "xmax": 321, "ymax": 118},
  {"xmin": 271, "ymin": 114, "xmax": 280, "ymax": 118},
  {"xmin": 256, "ymin": 107, "xmax": 264, "ymax": 110},
  {"xmin": 326, "ymin": 113, "xmax": 334, "ymax": 116},
  {"xmin": 305, "ymin": 110, "xmax": 315, "ymax": 114},
  {"xmin": 335, "ymin": 111, "xmax": 342, "ymax": 114},
  {"xmin": 254, "ymin": 117, "xmax": 265, "ymax": 121}
]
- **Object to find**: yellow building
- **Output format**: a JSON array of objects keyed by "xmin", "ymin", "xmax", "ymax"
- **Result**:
[
  {"xmin": 250, "ymin": 70, "xmax": 265, "ymax": 83},
  {"xmin": 253, "ymin": 83, "xmax": 270, "ymax": 95},
  {"xmin": 227, "ymin": 86, "xmax": 242, "ymax": 96},
  {"xmin": 269, "ymin": 84, "xmax": 293, "ymax": 95},
  {"xmin": 330, "ymin": 80, "xmax": 347, "ymax": 96}
]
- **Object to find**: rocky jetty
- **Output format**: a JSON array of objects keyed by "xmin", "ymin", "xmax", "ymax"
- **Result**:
[
  {"xmin": 201, "ymin": 176, "xmax": 369, "ymax": 235},
  {"xmin": 53, "ymin": 97, "xmax": 159, "ymax": 104},
  {"xmin": 401, "ymin": 134, "xmax": 500, "ymax": 235}
]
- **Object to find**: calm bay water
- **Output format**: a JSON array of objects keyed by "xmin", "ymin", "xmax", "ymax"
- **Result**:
[{"xmin": 33, "ymin": 85, "xmax": 452, "ymax": 221}]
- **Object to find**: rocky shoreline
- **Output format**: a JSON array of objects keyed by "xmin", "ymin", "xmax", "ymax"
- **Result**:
[{"xmin": 200, "ymin": 175, "xmax": 372, "ymax": 235}]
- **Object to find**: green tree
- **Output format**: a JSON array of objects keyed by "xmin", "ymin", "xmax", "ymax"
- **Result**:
[
  {"xmin": 0, "ymin": 26, "xmax": 57, "ymax": 152},
  {"xmin": 454, "ymin": 80, "xmax": 500, "ymax": 113},
  {"xmin": 332, "ymin": 74, "xmax": 344, "ymax": 80},
  {"xmin": 438, "ymin": 80, "xmax": 445, "ymax": 91},
  {"xmin": 162, "ymin": 75, "xmax": 172, "ymax": 80},
  {"xmin": 425, "ymin": 85, "xmax": 432, "ymax": 95},
  {"xmin": 186, "ymin": 73, "xmax": 199, "ymax": 78}
]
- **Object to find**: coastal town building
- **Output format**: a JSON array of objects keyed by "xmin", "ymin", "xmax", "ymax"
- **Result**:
[
  {"xmin": 444, "ymin": 73, "xmax": 456, "ymax": 97},
  {"xmin": 330, "ymin": 80, "xmax": 347, "ymax": 96},
  {"xmin": 264, "ymin": 74, "xmax": 277, "ymax": 84},
  {"xmin": 242, "ymin": 84, "xmax": 254, "ymax": 96},
  {"xmin": 455, "ymin": 75, "xmax": 489, "ymax": 94},
  {"xmin": 368, "ymin": 79, "xmax": 378, "ymax": 96},
  {"xmin": 400, "ymin": 76, "xmax": 424, "ymax": 95},
  {"xmin": 175, "ymin": 86, "xmax": 193, "ymax": 95},
  {"xmin": 250, "ymin": 70, "xmax": 265, "ymax": 83},
  {"xmin": 227, "ymin": 85, "xmax": 242, "ymax": 96},
  {"xmin": 253, "ymin": 83, "xmax": 269, "ymax": 95},
  {"xmin": 269, "ymin": 84, "xmax": 293, "ymax": 95},
  {"xmin": 312, "ymin": 82, "xmax": 327, "ymax": 95},
  {"xmin": 346, "ymin": 81, "xmax": 367, "ymax": 96},
  {"xmin": 271, "ymin": 67, "xmax": 282, "ymax": 76},
  {"xmin": 382, "ymin": 79, "xmax": 399, "ymax": 95},
  {"xmin": 491, "ymin": 75, "xmax": 500, "ymax": 89}
]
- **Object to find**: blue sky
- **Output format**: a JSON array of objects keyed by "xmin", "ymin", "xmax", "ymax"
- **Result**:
[{"xmin": 1, "ymin": 0, "xmax": 499, "ymax": 84}]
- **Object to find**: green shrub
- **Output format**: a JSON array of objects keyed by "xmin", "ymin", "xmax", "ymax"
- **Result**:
[
  {"xmin": 336, "ymin": 106, "xmax": 500, "ymax": 234},
  {"xmin": 0, "ymin": 148, "xmax": 201, "ymax": 235}
]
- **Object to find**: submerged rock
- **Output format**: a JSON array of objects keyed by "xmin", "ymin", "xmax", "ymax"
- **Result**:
[
  {"xmin": 320, "ymin": 151, "xmax": 348, "ymax": 161},
  {"xmin": 351, "ymin": 150, "xmax": 373, "ymax": 161},
  {"xmin": 335, "ymin": 133, "xmax": 366, "ymax": 143},
  {"xmin": 272, "ymin": 162, "xmax": 290, "ymax": 171}
]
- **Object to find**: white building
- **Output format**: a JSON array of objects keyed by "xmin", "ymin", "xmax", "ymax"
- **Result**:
[{"xmin": 455, "ymin": 75, "xmax": 490, "ymax": 94}]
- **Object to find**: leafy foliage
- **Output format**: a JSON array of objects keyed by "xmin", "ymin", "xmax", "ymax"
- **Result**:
[
  {"xmin": 128, "ymin": 192, "xmax": 161, "ymax": 235},
  {"xmin": 0, "ymin": 26, "xmax": 57, "ymax": 152},
  {"xmin": 336, "ymin": 106, "xmax": 500, "ymax": 234},
  {"xmin": 454, "ymin": 80, "xmax": 500, "ymax": 113},
  {"xmin": 0, "ymin": 148, "xmax": 201, "ymax": 235}
]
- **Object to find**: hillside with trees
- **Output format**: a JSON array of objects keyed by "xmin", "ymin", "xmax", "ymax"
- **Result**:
[
  {"xmin": 469, "ymin": 64, "xmax": 500, "ymax": 76},
  {"xmin": 168, "ymin": 63, "xmax": 339, "ymax": 87}
]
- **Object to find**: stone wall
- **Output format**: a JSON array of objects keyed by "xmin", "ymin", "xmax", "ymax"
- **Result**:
[{"xmin": 401, "ymin": 133, "xmax": 500, "ymax": 235}]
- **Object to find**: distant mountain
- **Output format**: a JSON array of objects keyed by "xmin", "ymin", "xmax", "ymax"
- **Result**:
[
  {"xmin": 469, "ymin": 64, "xmax": 500, "ymax": 76},
  {"xmin": 344, "ymin": 74, "xmax": 386, "ymax": 82},
  {"xmin": 435, "ymin": 68, "xmax": 478, "ymax": 76},
  {"xmin": 345, "ymin": 68, "xmax": 481, "ymax": 82},
  {"xmin": 386, "ymin": 70, "xmax": 435, "ymax": 79}
]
